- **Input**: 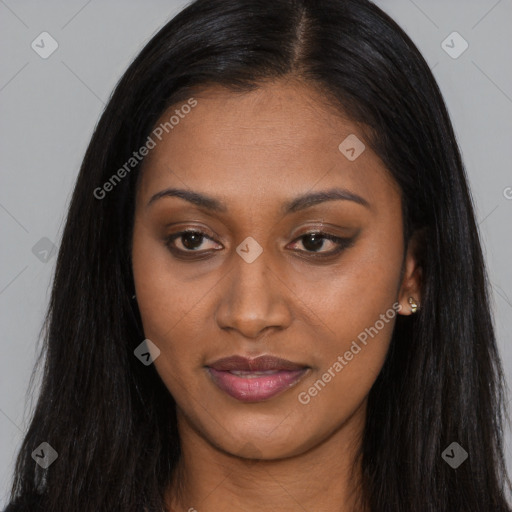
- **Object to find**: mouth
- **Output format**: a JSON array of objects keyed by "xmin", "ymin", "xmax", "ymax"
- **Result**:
[{"xmin": 205, "ymin": 355, "xmax": 310, "ymax": 402}]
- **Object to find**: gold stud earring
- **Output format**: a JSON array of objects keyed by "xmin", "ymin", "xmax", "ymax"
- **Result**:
[{"xmin": 408, "ymin": 297, "xmax": 419, "ymax": 313}]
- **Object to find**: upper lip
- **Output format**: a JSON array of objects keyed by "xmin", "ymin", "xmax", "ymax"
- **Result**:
[{"xmin": 206, "ymin": 355, "xmax": 308, "ymax": 372}]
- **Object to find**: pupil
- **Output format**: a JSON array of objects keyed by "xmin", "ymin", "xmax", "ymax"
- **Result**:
[
  {"xmin": 303, "ymin": 234, "xmax": 324, "ymax": 252},
  {"xmin": 182, "ymin": 233, "xmax": 203, "ymax": 250}
]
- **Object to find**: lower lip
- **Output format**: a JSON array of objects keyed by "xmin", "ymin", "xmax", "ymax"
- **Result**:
[{"xmin": 207, "ymin": 368, "xmax": 309, "ymax": 402}]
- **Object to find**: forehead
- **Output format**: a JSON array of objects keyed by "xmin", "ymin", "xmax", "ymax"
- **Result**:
[{"xmin": 136, "ymin": 79, "xmax": 399, "ymax": 211}]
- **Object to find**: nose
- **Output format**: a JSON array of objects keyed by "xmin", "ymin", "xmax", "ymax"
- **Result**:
[{"xmin": 214, "ymin": 250, "xmax": 292, "ymax": 340}]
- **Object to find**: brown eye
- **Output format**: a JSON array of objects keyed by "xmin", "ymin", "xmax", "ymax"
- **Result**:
[
  {"xmin": 164, "ymin": 229, "xmax": 354, "ymax": 261},
  {"xmin": 165, "ymin": 230, "xmax": 221, "ymax": 257},
  {"xmin": 288, "ymin": 232, "xmax": 355, "ymax": 257}
]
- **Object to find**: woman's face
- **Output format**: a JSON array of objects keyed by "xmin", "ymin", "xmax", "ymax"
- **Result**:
[{"xmin": 132, "ymin": 79, "xmax": 419, "ymax": 460}]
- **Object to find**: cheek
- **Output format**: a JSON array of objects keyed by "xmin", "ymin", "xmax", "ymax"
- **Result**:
[
  {"xmin": 291, "ymin": 222, "xmax": 404, "ymax": 345},
  {"xmin": 292, "ymin": 228, "xmax": 403, "ymax": 407},
  {"xmin": 131, "ymin": 219, "xmax": 206, "ymax": 342},
  {"xmin": 131, "ymin": 224, "xmax": 173, "ymax": 338},
  {"xmin": 131, "ymin": 219, "xmax": 218, "ymax": 402}
]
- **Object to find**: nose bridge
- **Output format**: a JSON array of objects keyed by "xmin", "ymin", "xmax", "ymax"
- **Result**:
[{"xmin": 215, "ymin": 242, "xmax": 290, "ymax": 338}]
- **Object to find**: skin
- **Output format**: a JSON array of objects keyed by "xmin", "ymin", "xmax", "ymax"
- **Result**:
[{"xmin": 131, "ymin": 77, "xmax": 422, "ymax": 512}]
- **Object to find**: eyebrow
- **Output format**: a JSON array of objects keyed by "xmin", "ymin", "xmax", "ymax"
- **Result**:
[{"xmin": 146, "ymin": 187, "xmax": 370, "ymax": 214}]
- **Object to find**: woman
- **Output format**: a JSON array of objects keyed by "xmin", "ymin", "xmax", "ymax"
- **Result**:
[{"xmin": 4, "ymin": 0, "xmax": 511, "ymax": 510}]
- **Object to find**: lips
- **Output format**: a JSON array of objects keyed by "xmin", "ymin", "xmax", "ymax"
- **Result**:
[{"xmin": 206, "ymin": 355, "xmax": 309, "ymax": 402}]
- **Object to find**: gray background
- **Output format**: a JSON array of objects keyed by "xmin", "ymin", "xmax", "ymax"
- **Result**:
[{"xmin": 1, "ymin": 0, "xmax": 511, "ymax": 506}]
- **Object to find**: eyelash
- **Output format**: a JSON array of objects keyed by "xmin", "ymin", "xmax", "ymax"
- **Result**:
[{"xmin": 164, "ymin": 229, "xmax": 355, "ymax": 260}]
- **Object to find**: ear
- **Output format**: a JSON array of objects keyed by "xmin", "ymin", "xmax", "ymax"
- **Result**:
[{"xmin": 397, "ymin": 229, "xmax": 424, "ymax": 316}]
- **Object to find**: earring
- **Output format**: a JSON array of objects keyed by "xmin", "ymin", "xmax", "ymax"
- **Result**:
[
  {"xmin": 132, "ymin": 294, "xmax": 136, "ymax": 300},
  {"xmin": 408, "ymin": 296, "xmax": 419, "ymax": 313}
]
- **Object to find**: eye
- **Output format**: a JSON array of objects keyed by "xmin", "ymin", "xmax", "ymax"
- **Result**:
[
  {"xmin": 164, "ymin": 229, "xmax": 355, "ymax": 261},
  {"xmin": 288, "ymin": 232, "xmax": 354, "ymax": 257},
  {"xmin": 165, "ymin": 230, "xmax": 222, "ymax": 258}
]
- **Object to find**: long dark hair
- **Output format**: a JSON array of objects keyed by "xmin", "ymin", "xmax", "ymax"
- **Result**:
[{"xmin": 6, "ymin": 0, "xmax": 511, "ymax": 510}]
